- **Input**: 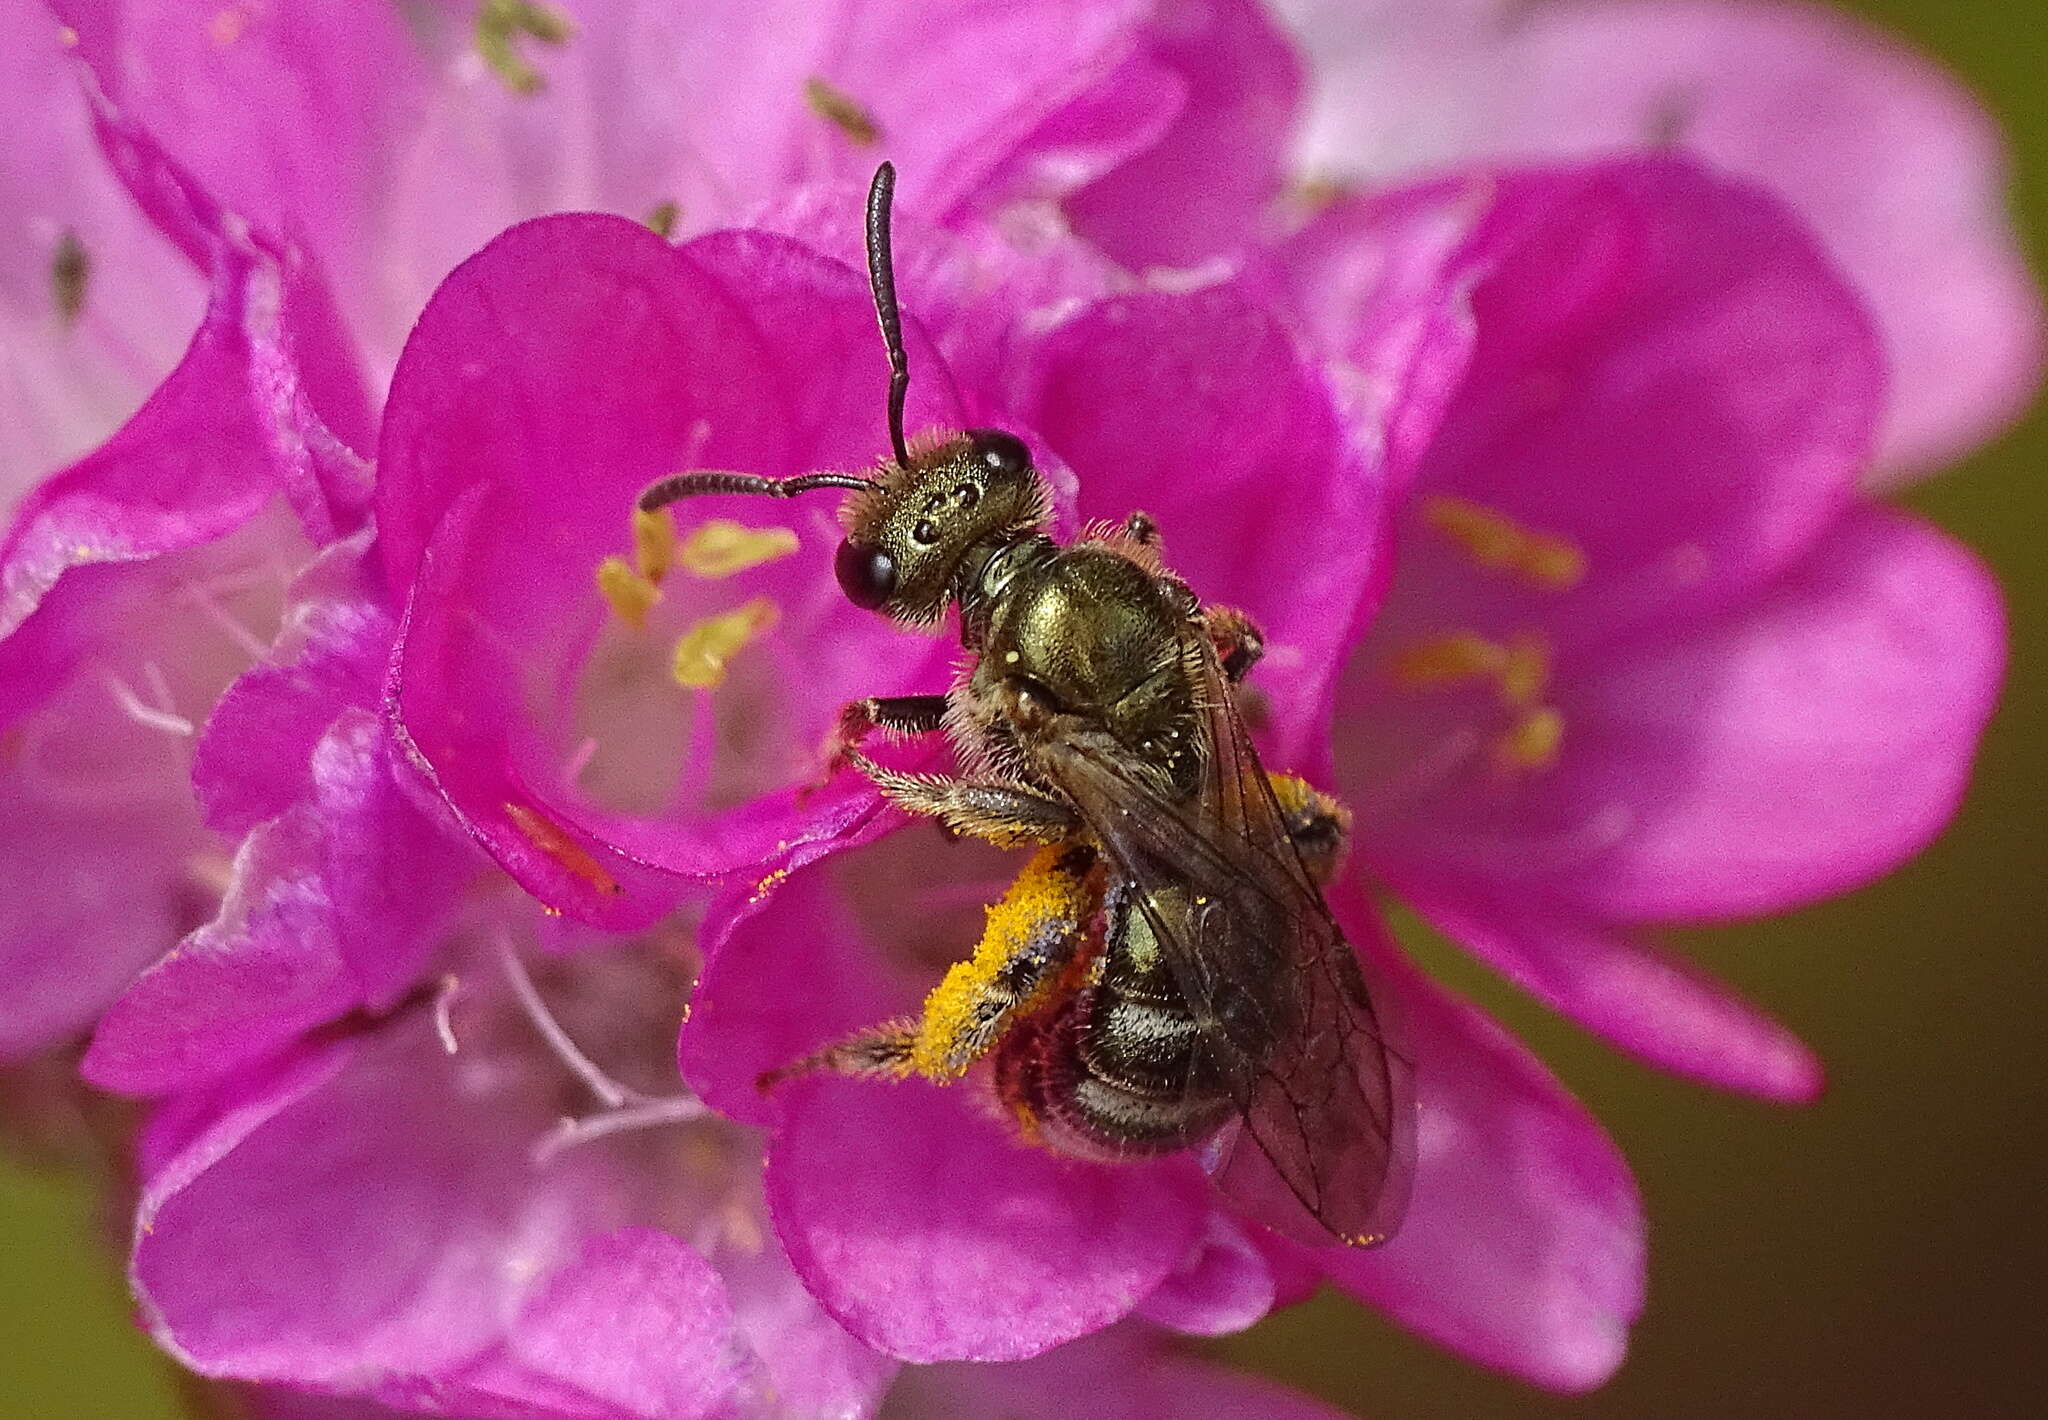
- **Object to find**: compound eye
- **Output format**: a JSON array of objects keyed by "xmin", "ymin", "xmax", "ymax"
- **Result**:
[
  {"xmin": 968, "ymin": 429, "xmax": 1031, "ymax": 478},
  {"xmin": 834, "ymin": 540, "xmax": 897, "ymax": 610}
]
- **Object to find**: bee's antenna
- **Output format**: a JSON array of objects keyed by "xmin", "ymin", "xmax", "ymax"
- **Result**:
[
  {"xmin": 638, "ymin": 470, "xmax": 875, "ymax": 513},
  {"xmin": 866, "ymin": 162, "xmax": 912, "ymax": 469}
]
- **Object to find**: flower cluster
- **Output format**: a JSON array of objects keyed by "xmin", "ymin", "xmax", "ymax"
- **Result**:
[{"xmin": 0, "ymin": 2, "xmax": 2031, "ymax": 1417}]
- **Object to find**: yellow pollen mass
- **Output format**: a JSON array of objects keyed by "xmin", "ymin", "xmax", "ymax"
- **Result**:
[
  {"xmin": 596, "ymin": 555, "xmax": 661, "ymax": 629},
  {"xmin": 678, "ymin": 519, "xmax": 800, "ymax": 579},
  {"xmin": 804, "ymin": 76, "xmax": 881, "ymax": 145},
  {"xmin": 476, "ymin": 0, "xmax": 573, "ymax": 96},
  {"xmin": 1422, "ymin": 495, "xmax": 1587, "ymax": 591},
  {"xmin": 504, "ymin": 802, "xmax": 622, "ymax": 896},
  {"xmin": 1495, "ymin": 705, "xmax": 1564, "ymax": 772},
  {"xmin": 909, "ymin": 847, "xmax": 1093, "ymax": 1081},
  {"xmin": 672, "ymin": 597, "xmax": 778, "ymax": 689}
]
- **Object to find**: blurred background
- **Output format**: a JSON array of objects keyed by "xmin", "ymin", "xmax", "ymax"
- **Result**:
[{"xmin": 2, "ymin": 0, "xmax": 2041, "ymax": 1415}]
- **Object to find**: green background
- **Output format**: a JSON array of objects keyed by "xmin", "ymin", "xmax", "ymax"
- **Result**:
[{"xmin": 3, "ymin": 1, "xmax": 2042, "ymax": 1414}]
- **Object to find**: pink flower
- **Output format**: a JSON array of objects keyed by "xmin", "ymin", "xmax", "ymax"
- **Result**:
[
  {"xmin": 0, "ymin": 0, "xmax": 2028, "ymax": 1412},
  {"xmin": 1268, "ymin": 0, "xmax": 2046, "ymax": 479}
]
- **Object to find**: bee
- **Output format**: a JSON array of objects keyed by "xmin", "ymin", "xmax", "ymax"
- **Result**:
[{"xmin": 639, "ymin": 164, "xmax": 1412, "ymax": 1247}]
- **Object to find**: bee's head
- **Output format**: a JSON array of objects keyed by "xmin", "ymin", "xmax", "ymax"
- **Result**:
[
  {"xmin": 636, "ymin": 165, "xmax": 1049, "ymax": 625},
  {"xmin": 834, "ymin": 428, "xmax": 1046, "ymax": 623}
]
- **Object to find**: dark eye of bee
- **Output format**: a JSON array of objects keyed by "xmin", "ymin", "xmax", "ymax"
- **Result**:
[
  {"xmin": 834, "ymin": 540, "xmax": 897, "ymax": 609},
  {"xmin": 969, "ymin": 429, "xmax": 1030, "ymax": 477},
  {"xmin": 911, "ymin": 518, "xmax": 940, "ymax": 545}
]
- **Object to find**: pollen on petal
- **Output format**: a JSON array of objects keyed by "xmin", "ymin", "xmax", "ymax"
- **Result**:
[
  {"xmin": 1422, "ymin": 495, "xmax": 1587, "ymax": 590},
  {"xmin": 504, "ymin": 802, "xmax": 622, "ymax": 895},
  {"xmin": 595, "ymin": 555, "xmax": 661, "ymax": 628},
  {"xmin": 804, "ymin": 76, "xmax": 881, "ymax": 145},
  {"xmin": 671, "ymin": 597, "xmax": 778, "ymax": 689},
  {"xmin": 1495, "ymin": 705, "xmax": 1565, "ymax": 773},
  {"xmin": 677, "ymin": 519, "xmax": 799, "ymax": 579}
]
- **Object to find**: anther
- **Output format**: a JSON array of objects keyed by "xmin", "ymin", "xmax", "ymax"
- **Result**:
[
  {"xmin": 51, "ymin": 230, "xmax": 88, "ymax": 326},
  {"xmin": 804, "ymin": 76, "xmax": 881, "ymax": 145},
  {"xmin": 677, "ymin": 520, "xmax": 799, "ymax": 579},
  {"xmin": 672, "ymin": 598, "xmax": 778, "ymax": 689},
  {"xmin": 596, "ymin": 556, "xmax": 661, "ymax": 629},
  {"xmin": 1422, "ymin": 495, "xmax": 1587, "ymax": 590},
  {"xmin": 476, "ymin": 0, "xmax": 573, "ymax": 95},
  {"xmin": 504, "ymin": 802, "xmax": 623, "ymax": 896}
]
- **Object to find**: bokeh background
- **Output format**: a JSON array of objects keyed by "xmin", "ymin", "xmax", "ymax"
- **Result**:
[{"xmin": 2, "ymin": 1, "xmax": 2041, "ymax": 1415}]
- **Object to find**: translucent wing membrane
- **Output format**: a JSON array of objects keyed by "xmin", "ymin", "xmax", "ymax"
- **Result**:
[{"xmin": 1045, "ymin": 635, "xmax": 1414, "ymax": 1247}]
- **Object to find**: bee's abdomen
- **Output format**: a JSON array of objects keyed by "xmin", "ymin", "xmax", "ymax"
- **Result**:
[{"xmin": 995, "ymin": 981, "xmax": 1232, "ymax": 1158}]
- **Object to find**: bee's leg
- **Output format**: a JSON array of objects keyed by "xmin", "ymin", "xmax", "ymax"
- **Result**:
[
  {"xmin": 1202, "ymin": 605, "xmax": 1266, "ymax": 682},
  {"xmin": 758, "ymin": 845, "xmax": 1098, "ymax": 1093},
  {"xmin": 844, "ymin": 749, "xmax": 1079, "ymax": 846},
  {"xmin": 1120, "ymin": 510, "xmax": 1162, "ymax": 550},
  {"xmin": 808, "ymin": 693, "xmax": 952, "ymax": 794},
  {"xmin": 757, "ymin": 1017, "xmax": 922, "ymax": 1088},
  {"xmin": 1268, "ymin": 774, "xmax": 1352, "ymax": 885}
]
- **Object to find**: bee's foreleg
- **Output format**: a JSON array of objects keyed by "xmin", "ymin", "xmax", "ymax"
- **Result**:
[
  {"xmin": 1202, "ymin": 606, "xmax": 1266, "ymax": 682},
  {"xmin": 807, "ymin": 694, "xmax": 953, "ymax": 796},
  {"xmin": 844, "ymin": 750, "xmax": 1079, "ymax": 846}
]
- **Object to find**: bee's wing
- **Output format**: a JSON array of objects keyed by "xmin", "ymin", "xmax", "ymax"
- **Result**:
[{"xmin": 1042, "ymin": 643, "xmax": 1414, "ymax": 1248}]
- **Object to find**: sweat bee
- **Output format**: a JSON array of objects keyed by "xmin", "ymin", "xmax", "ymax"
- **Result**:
[{"xmin": 640, "ymin": 164, "xmax": 1413, "ymax": 1248}]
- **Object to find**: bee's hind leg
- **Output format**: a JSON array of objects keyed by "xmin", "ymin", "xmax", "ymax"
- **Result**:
[{"xmin": 758, "ymin": 844, "xmax": 1099, "ymax": 1092}]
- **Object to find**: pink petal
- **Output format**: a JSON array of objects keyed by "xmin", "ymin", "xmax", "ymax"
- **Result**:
[
  {"xmin": 1134, "ymin": 1213, "xmax": 1278, "ymax": 1337},
  {"xmin": 132, "ymin": 1010, "xmax": 749, "ymax": 1418},
  {"xmin": 1280, "ymin": 0, "xmax": 2045, "ymax": 477},
  {"xmin": 68, "ymin": 0, "xmax": 1181, "ymax": 376},
  {"xmin": 1397, "ymin": 876, "xmax": 1823, "ymax": 1102},
  {"xmin": 378, "ymin": 216, "xmax": 968, "ymax": 924},
  {"xmin": 1067, "ymin": 0, "xmax": 1305, "ymax": 268},
  {"xmin": 765, "ymin": 1074, "xmax": 1208, "ymax": 1363},
  {"xmin": 1315, "ymin": 892, "xmax": 1644, "ymax": 1392},
  {"xmin": 1015, "ymin": 281, "xmax": 1384, "ymax": 769},
  {"xmin": 892, "ymin": 1324, "xmax": 1358, "ymax": 1420},
  {"xmin": 84, "ymin": 707, "xmax": 474, "ymax": 1095},
  {"xmin": 1358, "ymin": 508, "xmax": 2004, "ymax": 923},
  {"xmin": 0, "ymin": 2, "xmax": 200, "ymax": 494}
]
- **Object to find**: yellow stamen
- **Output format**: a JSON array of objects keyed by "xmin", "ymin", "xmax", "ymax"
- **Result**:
[
  {"xmin": 804, "ymin": 76, "xmax": 881, "ymax": 145},
  {"xmin": 1495, "ymin": 706, "xmax": 1564, "ymax": 772},
  {"xmin": 1422, "ymin": 495, "xmax": 1587, "ymax": 590},
  {"xmin": 51, "ymin": 230, "xmax": 88, "ymax": 326},
  {"xmin": 476, "ymin": 0, "xmax": 573, "ymax": 96},
  {"xmin": 595, "ymin": 555, "xmax": 661, "ymax": 629},
  {"xmin": 910, "ymin": 847, "xmax": 1094, "ymax": 1081},
  {"xmin": 644, "ymin": 200, "xmax": 681, "ymax": 241},
  {"xmin": 671, "ymin": 597, "xmax": 778, "ymax": 688},
  {"xmin": 504, "ymin": 802, "xmax": 622, "ymax": 896},
  {"xmin": 1392, "ymin": 631, "xmax": 1505, "ymax": 689},
  {"xmin": 1498, "ymin": 632, "xmax": 1550, "ymax": 709},
  {"xmin": 678, "ymin": 519, "xmax": 800, "ymax": 579},
  {"xmin": 633, "ymin": 507, "xmax": 678, "ymax": 583}
]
